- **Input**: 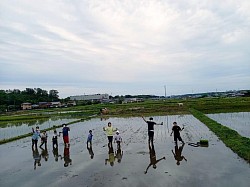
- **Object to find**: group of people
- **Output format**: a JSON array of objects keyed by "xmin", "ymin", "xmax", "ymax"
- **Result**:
[
  {"xmin": 32, "ymin": 124, "xmax": 70, "ymax": 150},
  {"xmin": 31, "ymin": 124, "xmax": 72, "ymax": 169},
  {"xmin": 31, "ymin": 116, "xmax": 186, "ymax": 170}
]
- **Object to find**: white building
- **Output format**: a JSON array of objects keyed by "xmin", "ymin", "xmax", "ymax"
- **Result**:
[{"xmin": 70, "ymin": 94, "xmax": 109, "ymax": 101}]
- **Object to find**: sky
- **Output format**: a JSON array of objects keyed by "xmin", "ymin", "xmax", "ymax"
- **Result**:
[{"xmin": 0, "ymin": 0, "xmax": 250, "ymax": 98}]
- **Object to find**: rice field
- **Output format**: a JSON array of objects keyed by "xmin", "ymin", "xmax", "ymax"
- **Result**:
[
  {"xmin": 207, "ymin": 112, "xmax": 250, "ymax": 138},
  {"xmin": 0, "ymin": 115, "xmax": 249, "ymax": 187},
  {"xmin": 0, "ymin": 118, "xmax": 78, "ymax": 140}
]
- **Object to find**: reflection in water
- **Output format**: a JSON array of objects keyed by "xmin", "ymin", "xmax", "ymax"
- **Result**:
[
  {"xmin": 115, "ymin": 145, "xmax": 123, "ymax": 163},
  {"xmin": 145, "ymin": 141, "xmax": 165, "ymax": 174},
  {"xmin": 100, "ymin": 116, "xmax": 109, "ymax": 121},
  {"xmin": 52, "ymin": 146, "xmax": 61, "ymax": 162},
  {"xmin": 172, "ymin": 143, "xmax": 187, "ymax": 166},
  {"xmin": 87, "ymin": 144, "xmax": 94, "ymax": 159},
  {"xmin": 62, "ymin": 145, "xmax": 72, "ymax": 167},
  {"xmin": 32, "ymin": 147, "xmax": 41, "ymax": 170},
  {"xmin": 105, "ymin": 144, "xmax": 115, "ymax": 167},
  {"xmin": 40, "ymin": 146, "xmax": 49, "ymax": 162}
]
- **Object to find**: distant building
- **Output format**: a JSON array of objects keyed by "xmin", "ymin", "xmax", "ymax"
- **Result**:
[
  {"xmin": 67, "ymin": 100, "xmax": 76, "ymax": 106},
  {"xmin": 123, "ymin": 98, "xmax": 144, "ymax": 103},
  {"xmin": 70, "ymin": 94, "xmax": 109, "ymax": 101},
  {"xmin": 50, "ymin": 102, "xmax": 61, "ymax": 108},
  {"xmin": 39, "ymin": 102, "xmax": 49, "ymax": 109},
  {"xmin": 21, "ymin": 103, "xmax": 32, "ymax": 110}
]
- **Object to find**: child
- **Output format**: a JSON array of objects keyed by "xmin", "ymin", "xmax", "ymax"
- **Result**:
[
  {"xmin": 52, "ymin": 130, "xmax": 59, "ymax": 149},
  {"xmin": 40, "ymin": 131, "xmax": 48, "ymax": 148},
  {"xmin": 87, "ymin": 130, "xmax": 93, "ymax": 147},
  {"xmin": 170, "ymin": 122, "xmax": 184, "ymax": 144},
  {"xmin": 114, "ymin": 130, "xmax": 122, "ymax": 149}
]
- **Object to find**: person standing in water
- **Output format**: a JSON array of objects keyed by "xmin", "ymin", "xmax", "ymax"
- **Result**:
[
  {"xmin": 61, "ymin": 124, "xmax": 70, "ymax": 147},
  {"xmin": 142, "ymin": 116, "xmax": 163, "ymax": 143},
  {"xmin": 39, "ymin": 131, "xmax": 48, "ymax": 148},
  {"xmin": 170, "ymin": 121, "xmax": 185, "ymax": 144},
  {"xmin": 52, "ymin": 129, "xmax": 59, "ymax": 149},
  {"xmin": 87, "ymin": 130, "xmax": 93, "ymax": 147},
  {"xmin": 103, "ymin": 122, "xmax": 117, "ymax": 147},
  {"xmin": 32, "ymin": 126, "xmax": 40, "ymax": 150},
  {"xmin": 114, "ymin": 130, "xmax": 122, "ymax": 149}
]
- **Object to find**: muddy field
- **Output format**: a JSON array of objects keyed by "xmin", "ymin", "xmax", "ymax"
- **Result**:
[{"xmin": 0, "ymin": 115, "xmax": 250, "ymax": 187}]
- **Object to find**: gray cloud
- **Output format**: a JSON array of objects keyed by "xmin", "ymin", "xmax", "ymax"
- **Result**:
[{"xmin": 0, "ymin": 0, "xmax": 249, "ymax": 98}]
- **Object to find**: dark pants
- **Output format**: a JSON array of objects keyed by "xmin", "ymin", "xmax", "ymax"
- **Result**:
[
  {"xmin": 174, "ymin": 135, "xmax": 183, "ymax": 142},
  {"xmin": 53, "ymin": 140, "xmax": 58, "ymax": 148},
  {"xmin": 108, "ymin": 136, "xmax": 113, "ymax": 143},
  {"xmin": 40, "ymin": 138, "xmax": 47, "ymax": 147},
  {"xmin": 148, "ymin": 131, "xmax": 154, "ymax": 142},
  {"xmin": 32, "ymin": 139, "xmax": 38, "ymax": 148}
]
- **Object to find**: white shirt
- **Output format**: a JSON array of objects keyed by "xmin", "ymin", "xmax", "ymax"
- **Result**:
[{"xmin": 114, "ymin": 134, "xmax": 122, "ymax": 142}]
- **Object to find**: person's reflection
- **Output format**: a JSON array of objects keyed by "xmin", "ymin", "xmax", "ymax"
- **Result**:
[
  {"xmin": 87, "ymin": 144, "xmax": 94, "ymax": 159},
  {"xmin": 62, "ymin": 145, "xmax": 72, "ymax": 167},
  {"xmin": 53, "ymin": 146, "xmax": 61, "ymax": 162},
  {"xmin": 145, "ymin": 141, "xmax": 165, "ymax": 174},
  {"xmin": 32, "ymin": 147, "xmax": 41, "ymax": 170},
  {"xmin": 115, "ymin": 144, "xmax": 123, "ymax": 163},
  {"xmin": 172, "ymin": 143, "xmax": 187, "ymax": 166},
  {"xmin": 40, "ymin": 146, "xmax": 49, "ymax": 162},
  {"xmin": 105, "ymin": 144, "xmax": 115, "ymax": 166}
]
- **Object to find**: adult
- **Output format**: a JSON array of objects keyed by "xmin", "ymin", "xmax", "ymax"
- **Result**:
[
  {"xmin": 142, "ymin": 116, "xmax": 163, "ymax": 143},
  {"xmin": 32, "ymin": 126, "xmax": 40, "ymax": 149},
  {"xmin": 170, "ymin": 122, "xmax": 184, "ymax": 144},
  {"xmin": 103, "ymin": 122, "xmax": 117, "ymax": 147},
  {"xmin": 61, "ymin": 124, "xmax": 70, "ymax": 147}
]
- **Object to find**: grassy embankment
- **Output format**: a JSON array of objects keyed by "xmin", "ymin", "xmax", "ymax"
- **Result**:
[{"xmin": 190, "ymin": 108, "xmax": 250, "ymax": 163}]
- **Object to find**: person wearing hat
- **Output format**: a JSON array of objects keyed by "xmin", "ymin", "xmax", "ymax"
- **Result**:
[
  {"xmin": 142, "ymin": 116, "xmax": 163, "ymax": 143},
  {"xmin": 114, "ymin": 130, "xmax": 122, "ymax": 149}
]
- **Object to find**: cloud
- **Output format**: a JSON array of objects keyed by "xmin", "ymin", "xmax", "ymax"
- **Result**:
[{"xmin": 0, "ymin": 0, "xmax": 249, "ymax": 98}]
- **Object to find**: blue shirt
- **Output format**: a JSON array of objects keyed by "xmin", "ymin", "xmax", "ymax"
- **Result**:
[
  {"xmin": 62, "ymin": 127, "xmax": 70, "ymax": 136},
  {"xmin": 32, "ymin": 130, "xmax": 40, "ymax": 140},
  {"xmin": 87, "ymin": 133, "xmax": 93, "ymax": 141}
]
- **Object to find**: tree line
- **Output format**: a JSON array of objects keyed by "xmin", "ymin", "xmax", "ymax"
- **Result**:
[{"xmin": 0, "ymin": 88, "xmax": 61, "ymax": 112}]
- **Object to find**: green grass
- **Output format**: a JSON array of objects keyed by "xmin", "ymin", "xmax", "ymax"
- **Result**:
[
  {"xmin": 1, "ymin": 96, "xmax": 250, "ymax": 155},
  {"xmin": 190, "ymin": 108, "xmax": 250, "ymax": 163}
]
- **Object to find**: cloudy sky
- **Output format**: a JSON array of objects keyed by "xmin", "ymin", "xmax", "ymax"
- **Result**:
[{"xmin": 1, "ymin": 0, "xmax": 250, "ymax": 98}]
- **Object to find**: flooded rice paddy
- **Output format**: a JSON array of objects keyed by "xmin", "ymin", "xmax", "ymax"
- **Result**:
[
  {"xmin": 207, "ymin": 112, "xmax": 250, "ymax": 138},
  {"xmin": 0, "ymin": 115, "xmax": 250, "ymax": 187},
  {"xmin": 0, "ymin": 118, "xmax": 79, "ymax": 140}
]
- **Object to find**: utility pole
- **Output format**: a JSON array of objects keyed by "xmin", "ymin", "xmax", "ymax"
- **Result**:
[{"xmin": 164, "ymin": 85, "xmax": 167, "ymax": 98}]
